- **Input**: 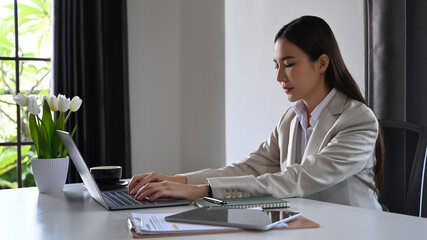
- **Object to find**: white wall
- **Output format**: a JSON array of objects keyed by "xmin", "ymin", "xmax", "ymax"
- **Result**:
[
  {"xmin": 127, "ymin": 0, "xmax": 225, "ymax": 175},
  {"xmin": 225, "ymin": 0, "xmax": 365, "ymax": 164},
  {"xmin": 127, "ymin": 0, "xmax": 365, "ymax": 174},
  {"xmin": 179, "ymin": 0, "xmax": 226, "ymax": 172},
  {"xmin": 128, "ymin": 0, "xmax": 181, "ymax": 175}
]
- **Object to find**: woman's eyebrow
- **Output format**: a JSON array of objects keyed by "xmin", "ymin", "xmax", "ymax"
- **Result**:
[
  {"xmin": 273, "ymin": 56, "xmax": 295, "ymax": 63},
  {"xmin": 281, "ymin": 56, "xmax": 295, "ymax": 61}
]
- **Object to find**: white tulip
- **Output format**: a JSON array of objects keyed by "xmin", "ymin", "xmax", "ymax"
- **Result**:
[
  {"xmin": 27, "ymin": 97, "xmax": 40, "ymax": 115},
  {"xmin": 27, "ymin": 95, "xmax": 38, "ymax": 105},
  {"xmin": 41, "ymin": 95, "xmax": 50, "ymax": 107},
  {"xmin": 57, "ymin": 94, "xmax": 71, "ymax": 112},
  {"xmin": 13, "ymin": 93, "xmax": 28, "ymax": 107},
  {"xmin": 27, "ymin": 94, "xmax": 37, "ymax": 100},
  {"xmin": 69, "ymin": 96, "xmax": 83, "ymax": 112},
  {"xmin": 49, "ymin": 95, "xmax": 59, "ymax": 111}
]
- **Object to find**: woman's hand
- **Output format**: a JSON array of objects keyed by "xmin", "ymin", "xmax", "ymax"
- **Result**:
[
  {"xmin": 133, "ymin": 181, "xmax": 209, "ymax": 201},
  {"xmin": 128, "ymin": 172, "xmax": 186, "ymax": 195},
  {"xmin": 128, "ymin": 172, "xmax": 208, "ymax": 201}
]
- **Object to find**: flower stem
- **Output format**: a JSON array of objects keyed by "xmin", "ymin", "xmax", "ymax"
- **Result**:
[
  {"xmin": 36, "ymin": 115, "xmax": 42, "ymax": 127},
  {"xmin": 64, "ymin": 111, "xmax": 72, "ymax": 129}
]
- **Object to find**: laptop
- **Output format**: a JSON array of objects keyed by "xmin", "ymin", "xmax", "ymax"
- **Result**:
[{"xmin": 57, "ymin": 130, "xmax": 192, "ymax": 210}]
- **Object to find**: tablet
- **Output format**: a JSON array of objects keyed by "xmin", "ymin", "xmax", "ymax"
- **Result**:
[{"xmin": 165, "ymin": 207, "xmax": 300, "ymax": 230}]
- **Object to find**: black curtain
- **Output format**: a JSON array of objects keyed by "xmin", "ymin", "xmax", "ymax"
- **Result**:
[
  {"xmin": 53, "ymin": 0, "xmax": 131, "ymax": 182},
  {"xmin": 367, "ymin": 0, "xmax": 427, "ymax": 126},
  {"xmin": 367, "ymin": 0, "xmax": 427, "ymax": 217}
]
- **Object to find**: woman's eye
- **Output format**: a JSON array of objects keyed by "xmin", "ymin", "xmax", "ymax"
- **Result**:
[
  {"xmin": 274, "ymin": 66, "xmax": 279, "ymax": 70},
  {"xmin": 285, "ymin": 63, "xmax": 294, "ymax": 67}
]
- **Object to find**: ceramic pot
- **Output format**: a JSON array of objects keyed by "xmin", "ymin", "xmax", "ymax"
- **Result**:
[{"xmin": 31, "ymin": 157, "xmax": 69, "ymax": 193}]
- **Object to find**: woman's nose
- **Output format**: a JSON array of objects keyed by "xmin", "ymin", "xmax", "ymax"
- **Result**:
[{"xmin": 276, "ymin": 67, "xmax": 287, "ymax": 83}]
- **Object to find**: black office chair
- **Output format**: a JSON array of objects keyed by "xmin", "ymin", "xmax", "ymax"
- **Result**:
[{"xmin": 378, "ymin": 119, "xmax": 427, "ymax": 217}]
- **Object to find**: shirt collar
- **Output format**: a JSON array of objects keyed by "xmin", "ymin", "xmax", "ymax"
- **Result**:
[{"xmin": 292, "ymin": 88, "xmax": 337, "ymax": 128}]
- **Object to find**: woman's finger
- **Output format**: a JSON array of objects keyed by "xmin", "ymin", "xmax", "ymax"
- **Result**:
[
  {"xmin": 129, "ymin": 172, "xmax": 160, "ymax": 194},
  {"xmin": 128, "ymin": 173, "xmax": 149, "ymax": 191},
  {"xmin": 134, "ymin": 183, "xmax": 154, "ymax": 200}
]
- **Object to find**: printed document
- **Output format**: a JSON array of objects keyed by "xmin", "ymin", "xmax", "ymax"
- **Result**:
[{"xmin": 129, "ymin": 212, "xmax": 237, "ymax": 235}]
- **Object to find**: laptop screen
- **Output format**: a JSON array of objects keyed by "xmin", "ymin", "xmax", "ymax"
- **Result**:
[{"xmin": 57, "ymin": 130, "xmax": 109, "ymax": 209}]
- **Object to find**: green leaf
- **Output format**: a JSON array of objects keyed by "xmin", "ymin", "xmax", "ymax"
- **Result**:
[
  {"xmin": 3, "ymin": 4, "xmax": 13, "ymax": 10},
  {"xmin": 41, "ymin": 99, "xmax": 53, "ymax": 155},
  {"xmin": 52, "ymin": 130, "xmax": 61, "ymax": 158},
  {"xmin": 0, "ymin": 163, "xmax": 17, "ymax": 176},
  {"xmin": 35, "ymin": 119, "xmax": 46, "ymax": 158},
  {"xmin": 29, "ymin": 114, "xmax": 40, "ymax": 156},
  {"xmin": 21, "ymin": 145, "xmax": 32, "ymax": 155},
  {"xmin": 54, "ymin": 111, "xmax": 65, "ymax": 157},
  {"xmin": 34, "ymin": 114, "xmax": 52, "ymax": 159},
  {"xmin": 0, "ymin": 147, "xmax": 17, "ymax": 170},
  {"xmin": 23, "ymin": 52, "xmax": 36, "ymax": 57},
  {"xmin": 38, "ymin": 116, "xmax": 51, "ymax": 159},
  {"xmin": 61, "ymin": 148, "xmax": 68, "ymax": 158},
  {"xmin": 0, "ymin": 179, "xmax": 18, "ymax": 189}
]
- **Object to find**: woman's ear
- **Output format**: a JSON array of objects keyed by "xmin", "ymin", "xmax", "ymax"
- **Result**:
[{"xmin": 317, "ymin": 54, "xmax": 330, "ymax": 73}]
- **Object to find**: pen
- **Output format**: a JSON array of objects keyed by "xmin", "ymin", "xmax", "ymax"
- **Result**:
[{"xmin": 203, "ymin": 196, "xmax": 227, "ymax": 205}]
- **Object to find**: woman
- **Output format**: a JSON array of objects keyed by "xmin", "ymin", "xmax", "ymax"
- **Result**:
[{"xmin": 129, "ymin": 16, "xmax": 384, "ymax": 210}]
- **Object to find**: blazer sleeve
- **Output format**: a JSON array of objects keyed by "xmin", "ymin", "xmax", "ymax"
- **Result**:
[
  {"xmin": 179, "ymin": 108, "xmax": 295, "ymax": 185},
  {"xmin": 206, "ymin": 103, "xmax": 379, "ymax": 199}
]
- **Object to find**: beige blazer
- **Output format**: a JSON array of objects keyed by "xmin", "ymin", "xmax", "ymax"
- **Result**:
[{"xmin": 181, "ymin": 91, "xmax": 382, "ymax": 210}]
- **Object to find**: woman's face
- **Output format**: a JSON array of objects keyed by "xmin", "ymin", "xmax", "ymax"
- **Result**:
[{"xmin": 273, "ymin": 37, "xmax": 328, "ymax": 109}]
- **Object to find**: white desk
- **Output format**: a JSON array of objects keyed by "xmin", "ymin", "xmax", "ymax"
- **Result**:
[{"xmin": 1, "ymin": 183, "xmax": 427, "ymax": 240}]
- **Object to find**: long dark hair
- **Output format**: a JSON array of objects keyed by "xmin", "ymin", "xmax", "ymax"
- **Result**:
[{"xmin": 275, "ymin": 16, "xmax": 384, "ymax": 195}]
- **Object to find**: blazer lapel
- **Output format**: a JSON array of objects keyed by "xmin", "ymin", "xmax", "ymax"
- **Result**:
[
  {"xmin": 286, "ymin": 115, "xmax": 299, "ymax": 167},
  {"xmin": 302, "ymin": 91, "xmax": 347, "ymax": 161}
]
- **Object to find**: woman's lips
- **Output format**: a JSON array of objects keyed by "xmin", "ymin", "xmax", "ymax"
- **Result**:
[{"xmin": 283, "ymin": 86, "xmax": 293, "ymax": 94}]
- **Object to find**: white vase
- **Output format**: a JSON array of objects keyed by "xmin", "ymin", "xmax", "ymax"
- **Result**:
[{"xmin": 31, "ymin": 157, "xmax": 69, "ymax": 193}]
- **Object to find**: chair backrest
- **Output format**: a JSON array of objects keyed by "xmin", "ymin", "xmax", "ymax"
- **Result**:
[{"xmin": 378, "ymin": 119, "xmax": 427, "ymax": 217}]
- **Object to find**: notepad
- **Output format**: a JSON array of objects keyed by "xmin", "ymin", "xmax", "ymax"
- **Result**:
[{"xmin": 194, "ymin": 196, "xmax": 290, "ymax": 209}]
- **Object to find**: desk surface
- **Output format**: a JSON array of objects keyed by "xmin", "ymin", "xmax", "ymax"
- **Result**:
[{"xmin": 1, "ymin": 183, "xmax": 427, "ymax": 240}]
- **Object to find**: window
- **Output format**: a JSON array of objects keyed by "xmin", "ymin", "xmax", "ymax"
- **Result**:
[{"xmin": 0, "ymin": 0, "xmax": 52, "ymax": 189}]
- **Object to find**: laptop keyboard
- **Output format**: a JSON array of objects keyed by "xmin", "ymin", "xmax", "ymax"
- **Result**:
[{"xmin": 102, "ymin": 191, "xmax": 151, "ymax": 207}]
